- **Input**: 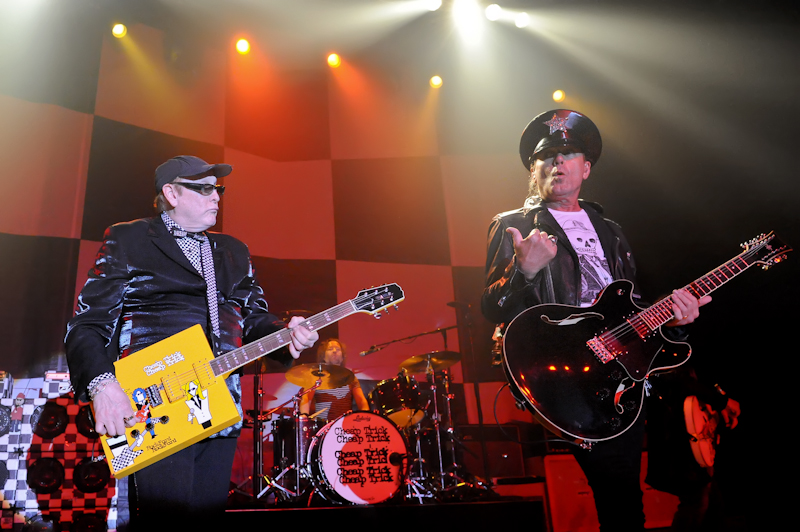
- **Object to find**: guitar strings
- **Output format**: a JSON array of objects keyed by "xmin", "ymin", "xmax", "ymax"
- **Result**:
[
  {"xmin": 153, "ymin": 288, "xmax": 399, "ymax": 398},
  {"xmin": 593, "ymin": 249, "xmax": 760, "ymax": 352}
]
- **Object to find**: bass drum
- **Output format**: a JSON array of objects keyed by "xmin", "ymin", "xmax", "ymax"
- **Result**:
[{"xmin": 308, "ymin": 411, "xmax": 407, "ymax": 505}]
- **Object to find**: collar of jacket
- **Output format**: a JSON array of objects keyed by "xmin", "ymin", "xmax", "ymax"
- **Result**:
[
  {"xmin": 145, "ymin": 215, "xmax": 221, "ymax": 278},
  {"xmin": 521, "ymin": 196, "xmax": 605, "ymax": 215}
]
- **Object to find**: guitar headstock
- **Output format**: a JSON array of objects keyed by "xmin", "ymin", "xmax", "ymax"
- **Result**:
[
  {"xmin": 741, "ymin": 232, "xmax": 792, "ymax": 270},
  {"xmin": 353, "ymin": 283, "xmax": 405, "ymax": 318}
]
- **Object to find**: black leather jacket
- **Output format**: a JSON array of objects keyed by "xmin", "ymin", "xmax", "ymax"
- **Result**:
[
  {"xmin": 481, "ymin": 198, "xmax": 641, "ymax": 325},
  {"xmin": 65, "ymin": 216, "xmax": 291, "ymax": 403}
]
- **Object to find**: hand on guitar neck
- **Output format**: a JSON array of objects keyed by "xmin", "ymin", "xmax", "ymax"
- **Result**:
[
  {"xmin": 285, "ymin": 315, "xmax": 320, "ymax": 359},
  {"xmin": 665, "ymin": 288, "xmax": 713, "ymax": 327}
]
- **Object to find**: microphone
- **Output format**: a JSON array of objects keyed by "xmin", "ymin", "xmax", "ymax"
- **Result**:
[{"xmin": 359, "ymin": 345, "xmax": 380, "ymax": 357}]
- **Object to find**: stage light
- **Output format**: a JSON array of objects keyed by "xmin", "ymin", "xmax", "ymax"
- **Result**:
[
  {"xmin": 430, "ymin": 75, "xmax": 443, "ymax": 88},
  {"xmin": 236, "ymin": 39, "xmax": 250, "ymax": 54},
  {"xmin": 485, "ymin": 4, "xmax": 502, "ymax": 21},
  {"xmin": 112, "ymin": 23, "xmax": 127, "ymax": 38},
  {"xmin": 453, "ymin": 0, "xmax": 484, "ymax": 44},
  {"xmin": 515, "ymin": 12, "xmax": 530, "ymax": 28},
  {"xmin": 553, "ymin": 89, "xmax": 565, "ymax": 102},
  {"xmin": 327, "ymin": 53, "xmax": 341, "ymax": 67},
  {"xmin": 423, "ymin": 0, "xmax": 442, "ymax": 11}
]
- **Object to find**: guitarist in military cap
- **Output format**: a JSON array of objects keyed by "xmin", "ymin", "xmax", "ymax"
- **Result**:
[{"xmin": 482, "ymin": 110, "xmax": 710, "ymax": 531}]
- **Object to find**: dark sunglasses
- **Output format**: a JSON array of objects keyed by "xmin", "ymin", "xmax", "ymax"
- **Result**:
[{"xmin": 173, "ymin": 182, "xmax": 226, "ymax": 196}]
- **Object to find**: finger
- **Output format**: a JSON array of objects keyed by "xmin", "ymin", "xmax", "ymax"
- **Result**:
[
  {"xmin": 288, "ymin": 344, "xmax": 301, "ymax": 359},
  {"xmin": 671, "ymin": 291, "xmax": 693, "ymax": 319},
  {"xmin": 104, "ymin": 420, "xmax": 122, "ymax": 437},
  {"xmin": 286, "ymin": 316, "xmax": 304, "ymax": 328},
  {"xmin": 506, "ymin": 227, "xmax": 523, "ymax": 246},
  {"xmin": 291, "ymin": 326, "xmax": 311, "ymax": 345}
]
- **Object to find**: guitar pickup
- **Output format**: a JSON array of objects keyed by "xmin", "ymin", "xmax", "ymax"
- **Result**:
[
  {"xmin": 162, "ymin": 373, "xmax": 185, "ymax": 402},
  {"xmin": 587, "ymin": 336, "xmax": 616, "ymax": 364}
]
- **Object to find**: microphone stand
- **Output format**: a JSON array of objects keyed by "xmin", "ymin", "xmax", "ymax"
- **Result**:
[{"xmin": 361, "ymin": 325, "xmax": 460, "ymax": 356}]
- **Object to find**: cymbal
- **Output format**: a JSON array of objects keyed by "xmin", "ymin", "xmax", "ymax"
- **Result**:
[
  {"xmin": 285, "ymin": 363, "xmax": 354, "ymax": 389},
  {"xmin": 399, "ymin": 351, "xmax": 461, "ymax": 373}
]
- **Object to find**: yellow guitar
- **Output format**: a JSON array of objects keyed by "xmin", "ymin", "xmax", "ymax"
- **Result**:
[{"xmin": 99, "ymin": 283, "xmax": 404, "ymax": 478}]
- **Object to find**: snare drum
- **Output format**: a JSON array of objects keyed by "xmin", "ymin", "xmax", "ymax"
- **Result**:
[
  {"xmin": 307, "ymin": 411, "xmax": 407, "ymax": 505},
  {"xmin": 369, "ymin": 375, "xmax": 425, "ymax": 428}
]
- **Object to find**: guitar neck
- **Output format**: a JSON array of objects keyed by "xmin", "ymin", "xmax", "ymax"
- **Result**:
[
  {"xmin": 208, "ymin": 301, "xmax": 357, "ymax": 377},
  {"xmin": 636, "ymin": 242, "xmax": 765, "ymax": 332}
]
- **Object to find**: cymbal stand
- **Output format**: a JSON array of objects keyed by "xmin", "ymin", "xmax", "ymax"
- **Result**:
[
  {"xmin": 425, "ymin": 360, "xmax": 446, "ymax": 485},
  {"xmin": 404, "ymin": 426, "xmax": 436, "ymax": 503},
  {"xmin": 436, "ymin": 368, "xmax": 493, "ymax": 499},
  {"xmin": 435, "ymin": 368, "xmax": 464, "ymax": 492},
  {"xmin": 257, "ymin": 381, "xmax": 321, "ymax": 502}
]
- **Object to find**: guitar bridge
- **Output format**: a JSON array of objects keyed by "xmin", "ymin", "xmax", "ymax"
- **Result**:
[
  {"xmin": 587, "ymin": 335, "xmax": 615, "ymax": 363},
  {"xmin": 145, "ymin": 384, "xmax": 163, "ymax": 407}
]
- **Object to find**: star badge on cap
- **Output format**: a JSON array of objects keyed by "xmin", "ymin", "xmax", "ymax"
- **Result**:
[{"xmin": 544, "ymin": 114, "xmax": 569, "ymax": 134}]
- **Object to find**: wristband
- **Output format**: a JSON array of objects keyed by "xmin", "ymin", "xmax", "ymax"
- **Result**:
[{"xmin": 87, "ymin": 372, "xmax": 118, "ymax": 401}]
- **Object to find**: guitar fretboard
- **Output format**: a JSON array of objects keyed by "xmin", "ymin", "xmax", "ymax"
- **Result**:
[
  {"xmin": 206, "ymin": 283, "xmax": 403, "ymax": 377},
  {"xmin": 208, "ymin": 301, "xmax": 357, "ymax": 377},
  {"xmin": 630, "ymin": 235, "xmax": 779, "ymax": 335}
]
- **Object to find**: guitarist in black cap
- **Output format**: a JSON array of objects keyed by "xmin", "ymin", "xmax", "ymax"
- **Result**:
[
  {"xmin": 66, "ymin": 155, "xmax": 319, "ymax": 529},
  {"xmin": 482, "ymin": 110, "xmax": 711, "ymax": 531}
]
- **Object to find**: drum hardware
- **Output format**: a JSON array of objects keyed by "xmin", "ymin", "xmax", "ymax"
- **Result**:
[
  {"xmin": 403, "ymin": 424, "xmax": 437, "ymax": 503},
  {"xmin": 254, "ymin": 378, "xmax": 324, "ymax": 502},
  {"xmin": 256, "ymin": 361, "xmax": 369, "ymax": 505},
  {"xmin": 397, "ymin": 352, "xmax": 462, "ymax": 495}
]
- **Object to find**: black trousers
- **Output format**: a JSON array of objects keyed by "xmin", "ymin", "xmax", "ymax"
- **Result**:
[
  {"xmin": 128, "ymin": 437, "xmax": 238, "ymax": 531},
  {"xmin": 572, "ymin": 413, "xmax": 647, "ymax": 532}
]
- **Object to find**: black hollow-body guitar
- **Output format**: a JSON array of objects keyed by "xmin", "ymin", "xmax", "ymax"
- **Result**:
[{"xmin": 503, "ymin": 233, "xmax": 789, "ymax": 444}]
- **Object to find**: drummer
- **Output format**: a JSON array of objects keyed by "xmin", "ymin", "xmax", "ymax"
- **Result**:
[{"xmin": 299, "ymin": 338, "xmax": 370, "ymax": 422}]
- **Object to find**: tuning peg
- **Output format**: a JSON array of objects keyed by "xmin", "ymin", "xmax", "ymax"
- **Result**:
[
  {"xmin": 374, "ymin": 312, "xmax": 382, "ymax": 319},
  {"xmin": 394, "ymin": 305, "xmax": 400, "ymax": 311}
]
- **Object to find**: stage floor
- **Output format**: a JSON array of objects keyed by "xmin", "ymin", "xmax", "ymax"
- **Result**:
[{"xmin": 225, "ymin": 498, "xmax": 548, "ymax": 529}]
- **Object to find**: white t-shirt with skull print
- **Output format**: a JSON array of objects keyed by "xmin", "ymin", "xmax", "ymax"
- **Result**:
[{"xmin": 548, "ymin": 208, "xmax": 614, "ymax": 307}]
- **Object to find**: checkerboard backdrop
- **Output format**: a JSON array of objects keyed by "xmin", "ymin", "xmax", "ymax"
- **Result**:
[{"xmin": 1, "ymin": 2, "xmax": 796, "ymax": 528}]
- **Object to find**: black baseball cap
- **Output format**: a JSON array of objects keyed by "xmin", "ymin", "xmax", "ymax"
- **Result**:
[
  {"xmin": 519, "ymin": 109, "xmax": 602, "ymax": 170},
  {"xmin": 154, "ymin": 155, "xmax": 232, "ymax": 193}
]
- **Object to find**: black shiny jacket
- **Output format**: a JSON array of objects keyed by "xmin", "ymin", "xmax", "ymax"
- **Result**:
[
  {"xmin": 481, "ymin": 197, "xmax": 641, "ymax": 325},
  {"xmin": 65, "ymin": 216, "xmax": 290, "ymax": 402}
]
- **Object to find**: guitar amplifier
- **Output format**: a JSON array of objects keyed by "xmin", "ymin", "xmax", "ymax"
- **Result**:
[{"xmin": 543, "ymin": 452, "xmax": 679, "ymax": 532}]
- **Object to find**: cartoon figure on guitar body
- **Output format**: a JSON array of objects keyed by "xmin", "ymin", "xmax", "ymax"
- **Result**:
[{"xmin": 184, "ymin": 380, "xmax": 212, "ymax": 430}]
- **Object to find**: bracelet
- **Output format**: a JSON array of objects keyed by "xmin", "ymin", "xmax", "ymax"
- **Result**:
[{"xmin": 87, "ymin": 373, "xmax": 118, "ymax": 401}]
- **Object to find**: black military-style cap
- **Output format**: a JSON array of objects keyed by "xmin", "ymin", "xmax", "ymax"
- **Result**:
[{"xmin": 519, "ymin": 109, "xmax": 602, "ymax": 170}]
